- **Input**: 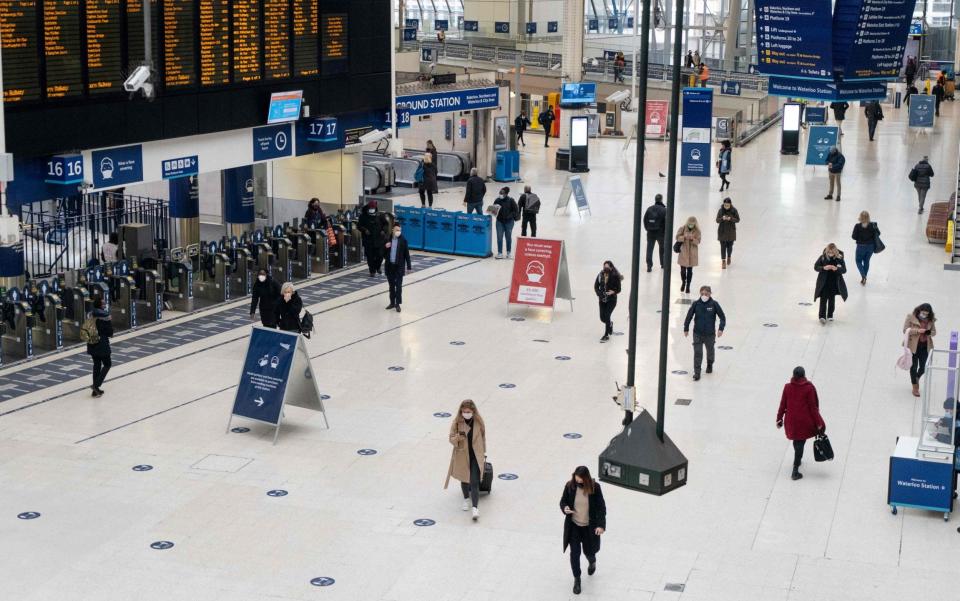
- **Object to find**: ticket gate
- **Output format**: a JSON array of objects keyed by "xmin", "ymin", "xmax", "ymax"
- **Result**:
[
  {"xmin": 327, "ymin": 224, "xmax": 347, "ymax": 271},
  {"xmin": 192, "ymin": 241, "xmax": 230, "ymax": 305},
  {"xmin": 81, "ymin": 265, "xmax": 111, "ymax": 308},
  {"xmin": 161, "ymin": 245, "xmax": 196, "ymax": 313},
  {"xmin": 243, "ymin": 230, "xmax": 275, "ymax": 275},
  {"xmin": 105, "ymin": 260, "xmax": 138, "ymax": 330},
  {"xmin": 265, "ymin": 225, "xmax": 293, "ymax": 283},
  {"xmin": 284, "ymin": 226, "xmax": 313, "ymax": 279},
  {"xmin": 220, "ymin": 237, "xmax": 253, "ymax": 298},
  {"xmin": 342, "ymin": 221, "xmax": 364, "ymax": 265},
  {"xmin": 59, "ymin": 277, "xmax": 92, "ymax": 342},
  {"xmin": 1, "ymin": 288, "xmax": 35, "ymax": 361},
  {"xmin": 132, "ymin": 263, "xmax": 163, "ymax": 323},
  {"xmin": 303, "ymin": 225, "xmax": 330, "ymax": 274},
  {"xmin": 23, "ymin": 280, "xmax": 64, "ymax": 352}
]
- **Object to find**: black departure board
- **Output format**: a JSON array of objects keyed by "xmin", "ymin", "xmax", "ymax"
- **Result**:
[
  {"xmin": 0, "ymin": 0, "xmax": 41, "ymax": 103},
  {"xmin": 86, "ymin": 0, "xmax": 123, "ymax": 94},
  {"xmin": 292, "ymin": 0, "xmax": 318, "ymax": 76},
  {"xmin": 321, "ymin": 12, "xmax": 347, "ymax": 66},
  {"xmin": 162, "ymin": 0, "xmax": 195, "ymax": 87},
  {"xmin": 232, "ymin": 0, "xmax": 261, "ymax": 82},
  {"xmin": 263, "ymin": 0, "xmax": 290, "ymax": 79},
  {"xmin": 44, "ymin": 0, "xmax": 83, "ymax": 98},
  {"xmin": 199, "ymin": 0, "xmax": 229, "ymax": 85}
]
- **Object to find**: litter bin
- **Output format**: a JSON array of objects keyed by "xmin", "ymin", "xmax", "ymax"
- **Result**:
[
  {"xmin": 494, "ymin": 151, "xmax": 519, "ymax": 182},
  {"xmin": 555, "ymin": 148, "xmax": 570, "ymax": 171},
  {"xmin": 454, "ymin": 212, "xmax": 492, "ymax": 257},
  {"xmin": 394, "ymin": 205, "xmax": 424, "ymax": 250}
]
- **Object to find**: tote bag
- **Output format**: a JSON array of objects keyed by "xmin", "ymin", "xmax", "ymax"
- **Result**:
[{"xmin": 896, "ymin": 330, "xmax": 912, "ymax": 370}]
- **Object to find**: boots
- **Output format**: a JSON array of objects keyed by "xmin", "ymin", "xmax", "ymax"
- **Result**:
[
  {"xmin": 573, "ymin": 578, "xmax": 581, "ymax": 595},
  {"xmin": 912, "ymin": 383, "xmax": 920, "ymax": 397},
  {"xmin": 791, "ymin": 466, "xmax": 803, "ymax": 481},
  {"xmin": 722, "ymin": 258, "xmax": 727, "ymax": 269}
]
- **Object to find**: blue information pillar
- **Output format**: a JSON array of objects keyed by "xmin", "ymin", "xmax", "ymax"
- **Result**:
[
  {"xmin": 169, "ymin": 175, "xmax": 200, "ymax": 249},
  {"xmin": 222, "ymin": 166, "xmax": 255, "ymax": 237},
  {"xmin": 680, "ymin": 88, "xmax": 713, "ymax": 177}
]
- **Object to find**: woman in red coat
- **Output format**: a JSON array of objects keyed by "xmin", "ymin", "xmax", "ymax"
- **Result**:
[{"xmin": 776, "ymin": 366, "xmax": 826, "ymax": 481}]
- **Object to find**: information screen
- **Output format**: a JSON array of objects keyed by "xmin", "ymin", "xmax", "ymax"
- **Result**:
[
  {"xmin": 199, "ymin": 0, "xmax": 230, "ymax": 86},
  {"xmin": 162, "ymin": 0, "xmax": 195, "ymax": 87},
  {"xmin": 293, "ymin": 0, "xmax": 319, "ymax": 76},
  {"xmin": 321, "ymin": 13, "xmax": 347, "ymax": 71},
  {"xmin": 264, "ymin": 0, "xmax": 291, "ymax": 79},
  {"xmin": 233, "ymin": 0, "xmax": 262, "ymax": 82},
  {"xmin": 86, "ymin": 0, "xmax": 123, "ymax": 94},
  {"xmin": 0, "ymin": 0, "xmax": 41, "ymax": 103},
  {"xmin": 44, "ymin": 0, "xmax": 84, "ymax": 98}
]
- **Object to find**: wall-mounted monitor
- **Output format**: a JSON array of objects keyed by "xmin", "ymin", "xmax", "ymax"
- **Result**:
[
  {"xmin": 267, "ymin": 90, "xmax": 304, "ymax": 123},
  {"xmin": 560, "ymin": 82, "xmax": 597, "ymax": 106}
]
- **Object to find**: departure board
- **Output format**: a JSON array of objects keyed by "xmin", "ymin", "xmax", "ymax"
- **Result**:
[
  {"xmin": 86, "ymin": 0, "xmax": 123, "ymax": 94},
  {"xmin": 199, "ymin": 0, "xmax": 229, "ymax": 85},
  {"xmin": 233, "ymin": 0, "xmax": 262, "ymax": 82},
  {"xmin": 44, "ymin": 0, "xmax": 83, "ymax": 98},
  {"xmin": 321, "ymin": 13, "xmax": 347, "ymax": 66},
  {"xmin": 293, "ymin": 0, "xmax": 318, "ymax": 76},
  {"xmin": 264, "ymin": 0, "xmax": 291, "ymax": 79},
  {"xmin": 0, "ymin": 0, "xmax": 41, "ymax": 103},
  {"xmin": 163, "ymin": 0, "xmax": 195, "ymax": 87}
]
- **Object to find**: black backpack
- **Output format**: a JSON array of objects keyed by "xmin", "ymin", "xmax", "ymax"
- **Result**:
[{"xmin": 300, "ymin": 310, "xmax": 314, "ymax": 339}]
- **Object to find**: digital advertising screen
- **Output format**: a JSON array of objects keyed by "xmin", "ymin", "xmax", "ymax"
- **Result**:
[{"xmin": 560, "ymin": 82, "xmax": 597, "ymax": 106}]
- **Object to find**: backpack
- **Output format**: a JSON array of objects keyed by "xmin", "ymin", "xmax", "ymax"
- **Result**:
[
  {"xmin": 80, "ymin": 316, "xmax": 100, "ymax": 345},
  {"xmin": 300, "ymin": 310, "xmax": 314, "ymax": 339},
  {"xmin": 524, "ymin": 193, "xmax": 541, "ymax": 214}
]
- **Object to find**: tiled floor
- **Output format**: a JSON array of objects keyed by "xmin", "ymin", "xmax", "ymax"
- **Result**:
[{"xmin": 1, "ymin": 99, "xmax": 959, "ymax": 601}]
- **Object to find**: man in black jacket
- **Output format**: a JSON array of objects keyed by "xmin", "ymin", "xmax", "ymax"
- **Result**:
[
  {"xmin": 463, "ymin": 168, "xmax": 486, "ymax": 215},
  {"xmin": 384, "ymin": 223, "xmax": 413, "ymax": 312},
  {"xmin": 643, "ymin": 194, "xmax": 667, "ymax": 272},
  {"xmin": 824, "ymin": 146, "xmax": 845, "ymax": 202},
  {"xmin": 829, "ymin": 101, "xmax": 848, "ymax": 135},
  {"xmin": 909, "ymin": 155, "xmax": 935, "ymax": 214},
  {"xmin": 514, "ymin": 112, "xmax": 530, "ymax": 147},
  {"xmin": 864, "ymin": 100, "xmax": 883, "ymax": 141},
  {"xmin": 250, "ymin": 269, "xmax": 281, "ymax": 327},
  {"xmin": 517, "ymin": 185, "xmax": 540, "ymax": 237},
  {"xmin": 539, "ymin": 106, "xmax": 555, "ymax": 147},
  {"xmin": 683, "ymin": 285, "xmax": 726, "ymax": 381},
  {"xmin": 86, "ymin": 298, "xmax": 114, "ymax": 397}
]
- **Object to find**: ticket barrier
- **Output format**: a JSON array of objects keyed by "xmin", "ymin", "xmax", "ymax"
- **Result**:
[
  {"xmin": 327, "ymin": 224, "xmax": 347, "ymax": 271},
  {"xmin": 161, "ymin": 246, "xmax": 196, "ymax": 313},
  {"xmin": 283, "ymin": 226, "xmax": 313, "ymax": 279},
  {"xmin": 131, "ymin": 262, "xmax": 163, "ymax": 323},
  {"xmin": 192, "ymin": 241, "xmax": 231, "ymax": 305},
  {"xmin": 302, "ymin": 225, "xmax": 330, "ymax": 274},
  {"xmin": 342, "ymin": 221, "xmax": 364, "ymax": 265},
  {"xmin": 59, "ymin": 277, "xmax": 92, "ymax": 342},
  {"xmin": 80, "ymin": 265, "xmax": 112, "ymax": 308},
  {"xmin": 243, "ymin": 230, "xmax": 275, "ymax": 275},
  {"xmin": 220, "ymin": 237, "xmax": 253, "ymax": 298},
  {"xmin": 105, "ymin": 260, "xmax": 139, "ymax": 330},
  {"xmin": 265, "ymin": 225, "xmax": 293, "ymax": 283},
  {"xmin": 1, "ymin": 288, "xmax": 35, "ymax": 361},
  {"xmin": 23, "ymin": 280, "xmax": 64, "ymax": 352}
]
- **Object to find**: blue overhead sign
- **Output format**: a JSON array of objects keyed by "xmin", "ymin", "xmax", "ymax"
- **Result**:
[
  {"xmin": 681, "ymin": 88, "xmax": 713, "ymax": 177},
  {"xmin": 44, "ymin": 154, "xmax": 83, "ymax": 185},
  {"xmin": 495, "ymin": 22, "xmax": 509, "ymax": 33},
  {"xmin": 588, "ymin": 19, "xmax": 598, "ymax": 30},
  {"xmin": 805, "ymin": 125, "xmax": 839, "ymax": 165},
  {"xmin": 526, "ymin": 22, "xmax": 537, "ymax": 34},
  {"xmin": 721, "ymin": 81, "xmax": 742, "ymax": 95},
  {"xmin": 464, "ymin": 20, "xmax": 478, "ymax": 32},
  {"xmin": 755, "ymin": 0, "xmax": 833, "ymax": 80},
  {"xmin": 548, "ymin": 21, "xmax": 559, "ymax": 33},
  {"xmin": 909, "ymin": 94, "xmax": 935, "ymax": 127},
  {"xmin": 397, "ymin": 87, "xmax": 500, "ymax": 117},
  {"xmin": 804, "ymin": 106, "xmax": 827, "ymax": 124},
  {"xmin": 434, "ymin": 19, "xmax": 448, "ymax": 31},
  {"xmin": 768, "ymin": 77, "xmax": 887, "ymax": 101},
  {"xmin": 405, "ymin": 18, "xmax": 418, "ymax": 29},
  {"xmin": 403, "ymin": 27, "xmax": 417, "ymax": 41},
  {"xmin": 92, "ymin": 144, "xmax": 143, "ymax": 188},
  {"xmin": 839, "ymin": 0, "xmax": 915, "ymax": 80},
  {"xmin": 396, "ymin": 107, "xmax": 412, "ymax": 129},
  {"xmin": 608, "ymin": 18, "xmax": 619, "ymax": 29},
  {"xmin": 305, "ymin": 117, "xmax": 338, "ymax": 143},
  {"xmin": 252, "ymin": 124, "xmax": 292, "ymax": 161},
  {"xmin": 161, "ymin": 155, "xmax": 198, "ymax": 180}
]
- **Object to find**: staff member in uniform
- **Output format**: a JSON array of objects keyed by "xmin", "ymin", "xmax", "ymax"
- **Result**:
[
  {"xmin": 384, "ymin": 223, "xmax": 412, "ymax": 312},
  {"xmin": 560, "ymin": 466, "xmax": 606, "ymax": 595}
]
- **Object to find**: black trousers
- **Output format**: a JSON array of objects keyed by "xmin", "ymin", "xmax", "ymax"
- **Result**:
[
  {"xmin": 259, "ymin": 311, "xmax": 278, "ymax": 328},
  {"xmin": 867, "ymin": 120, "xmax": 878, "ymax": 140},
  {"xmin": 911, "ymin": 341, "xmax": 929, "ymax": 385},
  {"xmin": 599, "ymin": 298, "xmax": 617, "ymax": 335},
  {"xmin": 680, "ymin": 266, "xmax": 693, "ymax": 286},
  {"xmin": 92, "ymin": 355, "xmax": 112, "ymax": 389},
  {"xmin": 517, "ymin": 130, "xmax": 526, "ymax": 146},
  {"xmin": 365, "ymin": 246, "xmax": 383, "ymax": 275},
  {"xmin": 818, "ymin": 295, "xmax": 836, "ymax": 319},
  {"xmin": 544, "ymin": 128, "xmax": 551, "ymax": 146},
  {"xmin": 521, "ymin": 213, "xmax": 537, "ymax": 237},
  {"xmin": 793, "ymin": 439, "xmax": 806, "ymax": 467},
  {"xmin": 386, "ymin": 263, "xmax": 404, "ymax": 305},
  {"xmin": 418, "ymin": 186, "xmax": 434, "ymax": 207},
  {"xmin": 568, "ymin": 524, "xmax": 596, "ymax": 578},
  {"xmin": 720, "ymin": 241, "xmax": 734, "ymax": 260},
  {"xmin": 460, "ymin": 456, "xmax": 480, "ymax": 508},
  {"xmin": 645, "ymin": 234, "xmax": 663, "ymax": 268}
]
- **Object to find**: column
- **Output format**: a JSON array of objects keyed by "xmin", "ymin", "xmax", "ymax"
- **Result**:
[
  {"xmin": 723, "ymin": 0, "xmax": 742, "ymax": 71},
  {"xmin": 169, "ymin": 175, "xmax": 200, "ymax": 249},
  {"xmin": 222, "ymin": 166, "xmax": 255, "ymax": 237},
  {"xmin": 560, "ymin": 0, "xmax": 585, "ymax": 150}
]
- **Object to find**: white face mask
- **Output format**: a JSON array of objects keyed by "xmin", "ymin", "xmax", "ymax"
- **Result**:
[
  {"xmin": 462, "ymin": 412, "xmax": 473, "ymax": 420},
  {"xmin": 701, "ymin": 295, "xmax": 710, "ymax": 302},
  {"xmin": 393, "ymin": 230, "xmax": 401, "ymax": 238},
  {"xmin": 258, "ymin": 275, "xmax": 266, "ymax": 282},
  {"xmin": 367, "ymin": 208, "xmax": 376, "ymax": 214},
  {"xmin": 920, "ymin": 312, "xmax": 929, "ymax": 319}
]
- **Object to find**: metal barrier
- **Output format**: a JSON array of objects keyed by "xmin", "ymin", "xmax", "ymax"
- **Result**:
[{"xmin": 20, "ymin": 194, "xmax": 169, "ymax": 278}]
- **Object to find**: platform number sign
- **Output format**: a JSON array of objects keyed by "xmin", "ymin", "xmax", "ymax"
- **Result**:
[
  {"xmin": 396, "ymin": 108, "xmax": 412, "ymax": 129},
  {"xmin": 306, "ymin": 117, "xmax": 338, "ymax": 143},
  {"xmin": 44, "ymin": 154, "xmax": 84, "ymax": 185}
]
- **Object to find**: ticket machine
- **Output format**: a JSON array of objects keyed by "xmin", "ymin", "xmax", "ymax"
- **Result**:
[
  {"xmin": 192, "ymin": 241, "xmax": 230, "ymax": 305},
  {"xmin": 106, "ymin": 260, "xmax": 138, "ymax": 330},
  {"xmin": 23, "ymin": 280, "xmax": 64, "ymax": 352},
  {"xmin": 1, "ymin": 288, "xmax": 34, "ymax": 361}
]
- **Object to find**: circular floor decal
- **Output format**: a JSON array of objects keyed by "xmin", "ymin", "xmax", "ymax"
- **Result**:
[
  {"xmin": 310, "ymin": 577, "xmax": 335, "ymax": 587},
  {"xmin": 563, "ymin": 433, "xmax": 583, "ymax": 439},
  {"xmin": 413, "ymin": 519, "xmax": 436, "ymax": 527},
  {"xmin": 498, "ymin": 473, "xmax": 519, "ymax": 480},
  {"xmin": 718, "ymin": 345, "xmax": 733, "ymax": 350},
  {"xmin": 533, "ymin": 339, "xmax": 550, "ymax": 343},
  {"xmin": 498, "ymin": 383, "xmax": 516, "ymax": 389},
  {"xmin": 357, "ymin": 449, "xmax": 378, "ymax": 456},
  {"xmin": 433, "ymin": 412, "xmax": 452, "ymax": 418},
  {"xmin": 555, "ymin": 356, "xmax": 571, "ymax": 361},
  {"xmin": 798, "ymin": 302, "xmax": 813, "ymax": 306},
  {"xmin": 150, "ymin": 541, "xmax": 175, "ymax": 550},
  {"xmin": 230, "ymin": 427, "xmax": 250, "ymax": 434},
  {"xmin": 510, "ymin": 316, "xmax": 526, "ymax": 322},
  {"xmin": 449, "ymin": 341, "xmax": 465, "ymax": 346},
  {"xmin": 132, "ymin": 465, "xmax": 154, "ymax": 472},
  {"xmin": 763, "ymin": 323, "xmax": 779, "ymax": 328},
  {"xmin": 17, "ymin": 512, "xmax": 41, "ymax": 520},
  {"xmin": 266, "ymin": 490, "xmax": 288, "ymax": 497},
  {"xmin": 671, "ymin": 370, "xmax": 689, "ymax": 375},
  {"xmin": 388, "ymin": 366, "xmax": 405, "ymax": 372},
  {"xmin": 613, "ymin": 332, "xmax": 624, "ymax": 336},
  {"xmin": 320, "ymin": 394, "xmax": 331, "ymax": 400}
]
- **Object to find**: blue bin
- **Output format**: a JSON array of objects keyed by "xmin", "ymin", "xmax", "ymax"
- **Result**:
[
  {"xmin": 394, "ymin": 205, "xmax": 424, "ymax": 250},
  {"xmin": 454, "ymin": 213, "xmax": 492, "ymax": 257},
  {"xmin": 508, "ymin": 150, "xmax": 520, "ymax": 181},
  {"xmin": 494, "ymin": 150, "xmax": 519, "ymax": 182},
  {"xmin": 423, "ymin": 209, "xmax": 456, "ymax": 253}
]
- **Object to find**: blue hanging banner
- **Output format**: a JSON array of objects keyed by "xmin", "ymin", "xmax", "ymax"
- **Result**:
[
  {"xmin": 755, "ymin": 0, "xmax": 834, "ymax": 80},
  {"xmin": 680, "ymin": 88, "xmax": 713, "ymax": 177},
  {"xmin": 526, "ymin": 22, "xmax": 537, "ymax": 34},
  {"xmin": 768, "ymin": 77, "xmax": 887, "ymax": 101},
  {"xmin": 405, "ymin": 18, "xmax": 419, "ymax": 29},
  {"xmin": 720, "ymin": 81, "xmax": 741, "ymax": 96},
  {"xmin": 92, "ymin": 145, "xmax": 143, "ymax": 188},
  {"xmin": 396, "ymin": 107, "xmax": 412, "ymax": 129},
  {"xmin": 608, "ymin": 18, "xmax": 618, "ymax": 29},
  {"xmin": 161, "ymin": 155, "xmax": 198, "ymax": 180},
  {"xmin": 909, "ymin": 94, "xmax": 936, "ymax": 127},
  {"xmin": 434, "ymin": 19, "xmax": 448, "ymax": 31},
  {"xmin": 838, "ymin": 0, "xmax": 915, "ymax": 80},
  {"xmin": 252, "ymin": 124, "xmax": 292, "ymax": 161},
  {"xmin": 588, "ymin": 19, "xmax": 598, "ymax": 31},
  {"xmin": 402, "ymin": 27, "xmax": 417, "ymax": 41},
  {"xmin": 223, "ymin": 166, "xmax": 255, "ymax": 224},
  {"xmin": 548, "ymin": 21, "xmax": 559, "ymax": 33},
  {"xmin": 397, "ymin": 87, "xmax": 500, "ymax": 117},
  {"xmin": 805, "ymin": 125, "xmax": 839, "ymax": 165},
  {"xmin": 168, "ymin": 176, "xmax": 199, "ymax": 218}
]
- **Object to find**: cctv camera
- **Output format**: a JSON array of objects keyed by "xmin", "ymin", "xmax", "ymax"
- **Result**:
[
  {"xmin": 606, "ymin": 90, "xmax": 630, "ymax": 104},
  {"xmin": 124, "ymin": 65, "xmax": 154, "ymax": 97},
  {"xmin": 359, "ymin": 129, "xmax": 392, "ymax": 145}
]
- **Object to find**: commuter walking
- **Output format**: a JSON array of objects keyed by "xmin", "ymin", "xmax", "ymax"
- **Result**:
[
  {"xmin": 814, "ymin": 243, "xmax": 848, "ymax": 324},
  {"xmin": 493, "ymin": 186, "xmax": 520, "ymax": 259},
  {"xmin": 560, "ymin": 466, "xmax": 606, "ymax": 596},
  {"xmin": 675, "ymin": 216, "xmax": 701, "ymax": 294},
  {"xmin": 384, "ymin": 222, "xmax": 412, "ymax": 312},
  {"xmin": 903, "ymin": 304, "xmax": 937, "ymax": 397},
  {"xmin": 594, "ymin": 260, "xmax": 622, "ymax": 342},
  {"xmin": 426, "ymin": 140, "xmax": 439, "ymax": 165},
  {"xmin": 463, "ymin": 168, "xmax": 487, "ymax": 215},
  {"xmin": 776, "ymin": 366, "xmax": 826, "ymax": 481},
  {"xmin": 908, "ymin": 155, "xmax": 935, "ymax": 214},
  {"xmin": 905, "ymin": 56, "xmax": 917, "ymax": 87},
  {"xmin": 933, "ymin": 80, "xmax": 945, "ymax": 116},
  {"xmin": 514, "ymin": 112, "xmax": 530, "ymax": 147},
  {"xmin": 824, "ymin": 146, "xmax": 845, "ymax": 201},
  {"xmin": 419, "ymin": 153, "xmax": 438, "ymax": 208},
  {"xmin": 276, "ymin": 282, "xmax": 303, "ymax": 332},
  {"xmin": 905, "ymin": 83, "xmax": 919, "ymax": 106},
  {"xmin": 715, "ymin": 197, "xmax": 739, "ymax": 269},
  {"xmin": 85, "ymin": 297, "xmax": 113, "ymax": 398},
  {"xmin": 613, "ymin": 51, "xmax": 626, "ymax": 83},
  {"xmin": 864, "ymin": 100, "xmax": 883, "ymax": 141},
  {"xmin": 517, "ymin": 185, "xmax": 541, "ymax": 237},
  {"xmin": 716, "ymin": 140, "xmax": 732, "ymax": 191},
  {"xmin": 643, "ymin": 194, "xmax": 667, "ymax": 271},
  {"xmin": 683, "ymin": 285, "xmax": 726, "ymax": 381},
  {"xmin": 358, "ymin": 200, "xmax": 388, "ymax": 276},
  {"xmin": 445, "ymin": 399, "xmax": 487, "ymax": 521},
  {"xmin": 250, "ymin": 268, "xmax": 282, "ymax": 326},
  {"xmin": 829, "ymin": 101, "xmax": 848, "ymax": 135},
  {"xmin": 539, "ymin": 105, "xmax": 556, "ymax": 147},
  {"xmin": 851, "ymin": 211, "xmax": 880, "ymax": 285}
]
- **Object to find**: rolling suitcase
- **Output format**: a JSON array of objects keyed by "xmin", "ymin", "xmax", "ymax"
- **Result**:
[{"xmin": 479, "ymin": 461, "xmax": 493, "ymax": 493}]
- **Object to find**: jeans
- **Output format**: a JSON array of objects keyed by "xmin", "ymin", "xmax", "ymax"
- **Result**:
[
  {"xmin": 467, "ymin": 202, "xmax": 483, "ymax": 215},
  {"xmin": 828, "ymin": 172, "xmax": 841, "ymax": 197},
  {"xmin": 646, "ymin": 234, "xmax": 663, "ymax": 268},
  {"xmin": 720, "ymin": 241, "xmax": 734, "ymax": 261},
  {"xmin": 460, "ymin": 456, "xmax": 481, "ymax": 508},
  {"xmin": 867, "ymin": 119, "xmax": 877, "ymax": 140},
  {"xmin": 385, "ymin": 263, "xmax": 404, "ymax": 305},
  {"xmin": 568, "ymin": 524, "xmax": 597, "ymax": 578},
  {"xmin": 521, "ymin": 213, "xmax": 537, "ymax": 237},
  {"xmin": 496, "ymin": 220, "xmax": 515, "ymax": 254},
  {"xmin": 818, "ymin": 295, "xmax": 836, "ymax": 319},
  {"xmin": 854, "ymin": 243, "xmax": 874, "ymax": 278},
  {"xmin": 599, "ymin": 297, "xmax": 617, "ymax": 336},
  {"xmin": 692, "ymin": 333, "xmax": 715, "ymax": 374},
  {"xmin": 916, "ymin": 187, "xmax": 929, "ymax": 211},
  {"xmin": 793, "ymin": 439, "xmax": 806, "ymax": 467},
  {"xmin": 92, "ymin": 355, "xmax": 112, "ymax": 389},
  {"xmin": 911, "ymin": 341, "xmax": 929, "ymax": 385}
]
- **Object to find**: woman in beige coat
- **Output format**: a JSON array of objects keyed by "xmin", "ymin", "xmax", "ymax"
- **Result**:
[
  {"xmin": 903, "ymin": 303, "xmax": 936, "ymax": 397},
  {"xmin": 444, "ymin": 399, "xmax": 487, "ymax": 520},
  {"xmin": 675, "ymin": 216, "xmax": 702, "ymax": 294}
]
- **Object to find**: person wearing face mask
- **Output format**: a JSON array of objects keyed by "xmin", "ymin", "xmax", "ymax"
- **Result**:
[
  {"xmin": 493, "ymin": 186, "xmax": 520, "ymax": 259},
  {"xmin": 358, "ymin": 200, "xmax": 387, "ymax": 277},
  {"xmin": 444, "ymin": 400, "xmax": 487, "ymax": 521},
  {"xmin": 594, "ymin": 261, "xmax": 623, "ymax": 342},
  {"xmin": 683, "ymin": 285, "xmax": 726, "ymax": 381},
  {"xmin": 675, "ymin": 216, "xmax": 701, "ymax": 294},
  {"xmin": 419, "ymin": 153, "xmax": 438, "ymax": 208},
  {"xmin": 814, "ymin": 243, "xmax": 848, "ymax": 324},
  {"xmin": 903, "ymin": 304, "xmax": 937, "ymax": 397},
  {"xmin": 250, "ymin": 268, "xmax": 281, "ymax": 327},
  {"xmin": 716, "ymin": 140, "xmax": 732, "ymax": 191},
  {"xmin": 384, "ymin": 223, "xmax": 412, "ymax": 313},
  {"xmin": 560, "ymin": 466, "xmax": 606, "ymax": 595},
  {"xmin": 715, "ymin": 198, "xmax": 739, "ymax": 269},
  {"xmin": 303, "ymin": 198, "xmax": 328, "ymax": 228},
  {"xmin": 276, "ymin": 282, "xmax": 304, "ymax": 333},
  {"xmin": 851, "ymin": 210, "xmax": 880, "ymax": 285},
  {"xmin": 776, "ymin": 366, "xmax": 826, "ymax": 481}
]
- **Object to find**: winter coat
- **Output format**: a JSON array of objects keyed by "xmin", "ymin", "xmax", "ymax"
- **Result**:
[
  {"xmin": 643, "ymin": 202, "xmax": 666, "ymax": 234},
  {"xmin": 717, "ymin": 148, "xmax": 731, "ymax": 174},
  {"xmin": 464, "ymin": 175, "xmax": 487, "ymax": 204},
  {"xmin": 303, "ymin": 207, "xmax": 327, "ymax": 227},
  {"xmin": 384, "ymin": 235, "xmax": 413, "ymax": 275},
  {"xmin": 494, "ymin": 196, "xmax": 520, "ymax": 223},
  {"xmin": 518, "ymin": 192, "xmax": 541, "ymax": 215},
  {"xmin": 903, "ymin": 313, "xmax": 937, "ymax": 354},
  {"xmin": 814, "ymin": 253, "xmax": 848, "ymax": 301},
  {"xmin": 909, "ymin": 160, "xmax": 934, "ymax": 189},
  {"xmin": 514, "ymin": 115, "xmax": 530, "ymax": 132},
  {"xmin": 594, "ymin": 271, "xmax": 622, "ymax": 301},
  {"xmin": 426, "ymin": 146, "xmax": 438, "ymax": 165},
  {"xmin": 560, "ymin": 482, "xmax": 606, "ymax": 554},
  {"xmin": 777, "ymin": 377, "xmax": 825, "ymax": 441},
  {"xmin": 676, "ymin": 226, "xmax": 701, "ymax": 268},
  {"xmin": 444, "ymin": 416, "xmax": 486, "ymax": 487},
  {"xmin": 830, "ymin": 102, "xmax": 849, "ymax": 121},
  {"xmin": 276, "ymin": 291, "xmax": 304, "ymax": 332},
  {"xmin": 250, "ymin": 277, "xmax": 281, "ymax": 319},
  {"xmin": 851, "ymin": 222, "xmax": 880, "ymax": 245},
  {"xmin": 716, "ymin": 206, "xmax": 740, "ymax": 242},
  {"xmin": 826, "ymin": 150, "xmax": 845, "ymax": 173},
  {"xmin": 683, "ymin": 298, "xmax": 726, "ymax": 336},
  {"xmin": 539, "ymin": 108, "xmax": 555, "ymax": 128},
  {"xmin": 358, "ymin": 210, "xmax": 388, "ymax": 250},
  {"xmin": 865, "ymin": 101, "xmax": 883, "ymax": 123},
  {"xmin": 421, "ymin": 162, "xmax": 439, "ymax": 194},
  {"xmin": 85, "ymin": 311, "xmax": 114, "ymax": 358}
]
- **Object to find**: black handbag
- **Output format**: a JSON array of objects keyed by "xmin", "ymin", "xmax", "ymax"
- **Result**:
[
  {"xmin": 873, "ymin": 224, "xmax": 886, "ymax": 253},
  {"xmin": 673, "ymin": 240, "xmax": 683, "ymax": 253},
  {"xmin": 813, "ymin": 434, "xmax": 834, "ymax": 462}
]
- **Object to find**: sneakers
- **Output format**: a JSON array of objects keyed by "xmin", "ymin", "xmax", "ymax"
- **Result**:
[
  {"xmin": 600, "ymin": 335, "xmax": 609, "ymax": 343},
  {"xmin": 472, "ymin": 507, "xmax": 479, "ymax": 521},
  {"xmin": 827, "ymin": 317, "xmax": 834, "ymax": 322},
  {"xmin": 495, "ymin": 254, "xmax": 504, "ymax": 260},
  {"xmin": 462, "ymin": 498, "xmax": 470, "ymax": 511},
  {"xmin": 506, "ymin": 253, "xmax": 512, "ymax": 259},
  {"xmin": 819, "ymin": 318, "xmax": 827, "ymax": 324}
]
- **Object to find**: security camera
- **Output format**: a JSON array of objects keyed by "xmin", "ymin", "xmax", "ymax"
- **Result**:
[
  {"xmin": 124, "ymin": 65, "xmax": 154, "ymax": 98},
  {"xmin": 606, "ymin": 90, "xmax": 630, "ymax": 104},
  {"xmin": 359, "ymin": 129, "xmax": 392, "ymax": 145}
]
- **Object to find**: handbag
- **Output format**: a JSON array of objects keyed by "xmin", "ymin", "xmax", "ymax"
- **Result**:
[
  {"xmin": 873, "ymin": 224, "xmax": 886, "ymax": 253},
  {"xmin": 673, "ymin": 240, "xmax": 683, "ymax": 254},
  {"xmin": 896, "ymin": 330, "xmax": 912, "ymax": 370},
  {"xmin": 813, "ymin": 434, "xmax": 834, "ymax": 462}
]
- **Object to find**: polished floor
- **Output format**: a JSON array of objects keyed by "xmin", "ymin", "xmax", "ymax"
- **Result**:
[{"xmin": 2, "ymin": 99, "xmax": 959, "ymax": 601}]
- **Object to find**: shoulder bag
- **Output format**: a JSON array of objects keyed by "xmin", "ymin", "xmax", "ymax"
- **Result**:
[{"xmin": 872, "ymin": 223, "xmax": 886, "ymax": 253}]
